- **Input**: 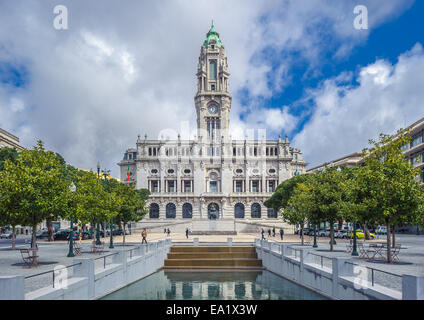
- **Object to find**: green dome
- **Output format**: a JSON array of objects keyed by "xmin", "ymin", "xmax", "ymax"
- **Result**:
[{"xmin": 203, "ymin": 21, "xmax": 223, "ymax": 47}]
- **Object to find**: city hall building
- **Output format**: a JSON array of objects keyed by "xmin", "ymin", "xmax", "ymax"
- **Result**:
[{"xmin": 118, "ymin": 24, "xmax": 307, "ymax": 233}]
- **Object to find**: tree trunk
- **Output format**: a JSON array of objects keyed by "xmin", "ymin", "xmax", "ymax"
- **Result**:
[
  {"xmin": 123, "ymin": 223, "xmax": 126, "ymax": 246},
  {"xmin": 47, "ymin": 220, "xmax": 54, "ymax": 242},
  {"xmin": 32, "ymin": 224, "xmax": 37, "ymax": 250},
  {"xmin": 364, "ymin": 223, "xmax": 370, "ymax": 241},
  {"xmin": 386, "ymin": 221, "xmax": 392, "ymax": 263},
  {"xmin": 11, "ymin": 225, "xmax": 16, "ymax": 250},
  {"xmin": 300, "ymin": 224, "xmax": 304, "ymax": 246},
  {"xmin": 392, "ymin": 225, "xmax": 396, "ymax": 247},
  {"xmin": 330, "ymin": 221, "xmax": 334, "ymax": 252}
]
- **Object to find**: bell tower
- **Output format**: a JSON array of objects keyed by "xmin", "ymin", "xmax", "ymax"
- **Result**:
[{"xmin": 195, "ymin": 22, "xmax": 231, "ymax": 141}]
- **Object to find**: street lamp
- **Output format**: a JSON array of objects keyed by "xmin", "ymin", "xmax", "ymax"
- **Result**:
[
  {"xmin": 67, "ymin": 182, "xmax": 76, "ymax": 257},
  {"xmin": 102, "ymin": 168, "xmax": 114, "ymax": 249},
  {"xmin": 95, "ymin": 162, "xmax": 101, "ymax": 245},
  {"xmin": 351, "ymin": 219, "xmax": 358, "ymax": 256},
  {"xmin": 313, "ymin": 224, "xmax": 318, "ymax": 248}
]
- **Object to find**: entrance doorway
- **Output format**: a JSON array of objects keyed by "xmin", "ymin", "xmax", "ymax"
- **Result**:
[{"xmin": 208, "ymin": 203, "xmax": 220, "ymax": 220}]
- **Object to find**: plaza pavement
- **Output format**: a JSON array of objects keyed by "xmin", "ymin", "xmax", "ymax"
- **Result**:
[{"xmin": 0, "ymin": 233, "xmax": 422, "ymax": 294}]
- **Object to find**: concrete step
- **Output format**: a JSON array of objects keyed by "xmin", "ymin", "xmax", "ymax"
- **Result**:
[
  {"xmin": 167, "ymin": 252, "xmax": 257, "ymax": 259},
  {"xmin": 163, "ymin": 266, "xmax": 264, "ymax": 270},
  {"xmin": 164, "ymin": 258, "xmax": 262, "ymax": 267},
  {"xmin": 170, "ymin": 246, "xmax": 255, "ymax": 253}
]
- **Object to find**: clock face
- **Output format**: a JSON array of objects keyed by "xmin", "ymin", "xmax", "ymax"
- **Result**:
[{"xmin": 208, "ymin": 105, "xmax": 218, "ymax": 114}]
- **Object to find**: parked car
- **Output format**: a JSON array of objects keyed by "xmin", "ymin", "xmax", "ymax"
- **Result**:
[
  {"xmin": 0, "ymin": 231, "xmax": 13, "ymax": 239},
  {"xmin": 53, "ymin": 229, "xmax": 73, "ymax": 240},
  {"xmin": 36, "ymin": 229, "xmax": 50, "ymax": 239},
  {"xmin": 334, "ymin": 230, "xmax": 348, "ymax": 239},
  {"xmin": 317, "ymin": 229, "xmax": 330, "ymax": 237},
  {"xmin": 376, "ymin": 225, "xmax": 387, "ymax": 235},
  {"xmin": 348, "ymin": 229, "xmax": 376, "ymax": 239},
  {"xmin": 112, "ymin": 229, "xmax": 131, "ymax": 236}
]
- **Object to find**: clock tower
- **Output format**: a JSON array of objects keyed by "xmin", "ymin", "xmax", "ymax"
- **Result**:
[{"xmin": 195, "ymin": 22, "xmax": 231, "ymax": 141}]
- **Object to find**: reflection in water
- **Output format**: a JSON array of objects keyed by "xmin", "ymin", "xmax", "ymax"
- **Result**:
[{"xmin": 101, "ymin": 270, "xmax": 327, "ymax": 300}]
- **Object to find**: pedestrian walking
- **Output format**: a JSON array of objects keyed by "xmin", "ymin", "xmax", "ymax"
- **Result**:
[
  {"xmin": 272, "ymin": 227, "xmax": 276, "ymax": 237},
  {"xmin": 268, "ymin": 229, "xmax": 271, "ymax": 238},
  {"xmin": 141, "ymin": 228, "xmax": 147, "ymax": 244},
  {"xmin": 167, "ymin": 228, "xmax": 171, "ymax": 236},
  {"xmin": 164, "ymin": 228, "xmax": 167, "ymax": 234},
  {"xmin": 280, "ymin": 228, "xmax": 284, "ymax": 241},
  {"xmin": 185, "ymin": 228, "xmax": 190, "ymax": 239},
  {"xmin": 261, "ymin": 228, "xmax": 265, "ymax": 240}
]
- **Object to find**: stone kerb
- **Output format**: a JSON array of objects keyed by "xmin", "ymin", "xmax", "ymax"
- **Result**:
[{"xmin": 0, "ymin": 276, "xmax": 25, "ymax": 300}]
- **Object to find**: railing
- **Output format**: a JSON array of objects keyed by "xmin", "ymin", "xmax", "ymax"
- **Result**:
[
  {"xmin": 307, "ymin": 252, "xmax": 333, "ymax": 270},
  {"xmin": 344, "ymin": 261, "xmax": 403, "ymax": 291},
  {"xmin": 94, "ymin": 252, "xmax": 119, "ymax": 269},
  {"xmin": 286, "ymin": 246, "xmax": 301, "ymax": 260},
  {"xmin": 24, "ymin": 262, "xmax": 82, "ymax": 291}
]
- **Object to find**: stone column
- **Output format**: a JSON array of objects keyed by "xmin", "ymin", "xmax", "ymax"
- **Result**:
[{"xmin": 402, "ymin": 275, "xmax": 424, "ymax": 300}]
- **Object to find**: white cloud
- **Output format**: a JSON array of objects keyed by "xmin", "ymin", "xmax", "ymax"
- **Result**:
[
  {"xmin": 293, "ymin": 43, "xmax": 424, "ymax": 168},
  {"xmin": 0, "ymin": 0, "xmax": 414, "ymax": 177}
]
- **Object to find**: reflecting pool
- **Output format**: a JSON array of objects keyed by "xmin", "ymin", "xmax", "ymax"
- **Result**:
[{"xmin": 101, "ymin": 270, "xmax": 327, "ymax": 300}]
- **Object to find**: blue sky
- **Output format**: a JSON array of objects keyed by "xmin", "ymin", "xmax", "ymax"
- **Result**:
[
  {"xmin": 240, "ymin": 0, "xmax": 424, "ymax": 138},
  {"xmin": 0, "ymin": 0, "xmax": 423, "ymax": 177}
]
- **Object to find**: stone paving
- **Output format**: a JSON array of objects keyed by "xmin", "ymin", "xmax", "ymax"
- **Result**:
[{"xmin": 0, "ymin": 233, "xmax": 422, "ymax": 295}]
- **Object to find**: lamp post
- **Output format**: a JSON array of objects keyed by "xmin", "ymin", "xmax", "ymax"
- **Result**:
[
  {"xmin": 352, "ymin": 219, "xmax": 358, "ymax": 256},
  {"xmin": 102, "ymin": 168, "xmax": 114, "ymax": 249},
  {"xmin": 313, "ymin": 224, "xmax": 318, "ymax": 248},
  {"xmin": 95, "ymin": 162, "xmax": 101, "ymax": 245},
  {"xmin": 67, "ymin": 182, "xmax": 76, "ymax": 257}
]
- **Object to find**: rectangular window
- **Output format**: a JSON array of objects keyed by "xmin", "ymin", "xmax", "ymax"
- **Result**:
[
  {"xmin": 209, "ymin": 60, "xmax": 217, "ymax": 79},
  {"xmin": 211, "ymin": 84, "xmax": 216, "ymax": 91},
  {"xmin": 184, "ymin": 181, "xmax": 191, "ymax": 193},
  {"xmin": 236, "ymin": 181, "xmax": 242, "ymax": 192},
  {"xmin": 268, "ymin": 181, "xmax": 275, "ymax": 193},
  {"xmin": 252, "ymin": 181, "xmax": 259, "ymax": 192},
  {"xmin": 210, "ymin": 181, "xmax": 218, "ymax": 193},
  {"xmin": 233, "ymin": 147, "xmax": 236, "ymax": 156},
  {"xmin": 152, "ymin": 181, "xmax": 159, "ymax": 193},
  {"xmin": 400, "ymin": 143, "xmax": 409, "ymax": 151},
  {"xmin": 168, "ymin": 181, "xmax": 175, "ymax": 193},
  {"xmin": 411, "ymin": 134, "xmax": 423, "ymax": 148}
]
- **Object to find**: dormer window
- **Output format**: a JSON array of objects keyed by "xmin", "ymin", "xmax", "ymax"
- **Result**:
[{"xmin": 211, "ymin": 45, "xmax": 215, "ymax": 50}]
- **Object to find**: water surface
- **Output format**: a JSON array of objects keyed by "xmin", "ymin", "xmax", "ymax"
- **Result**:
[{"xmin": 102, "ymin": 270, "xmax": 327, "ymax": 300}]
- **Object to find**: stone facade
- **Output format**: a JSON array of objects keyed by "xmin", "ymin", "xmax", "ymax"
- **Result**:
[
  {"xmin": 0, "ymin": 128, "xmax": 24, "ymax": 151},
  {"xmin": 118, "ymin": 24, "xmax": 307, "ymax": 233}
]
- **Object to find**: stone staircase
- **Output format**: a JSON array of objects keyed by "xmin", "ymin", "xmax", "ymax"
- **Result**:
[{"xmin": 163, "ymin": 246, "xmax": 263, "ymax": 270}]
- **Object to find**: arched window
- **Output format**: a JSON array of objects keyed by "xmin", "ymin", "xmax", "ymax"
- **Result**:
[
  {"xmin": 234, "ymin": 203, "xmax": 245, "ymax": 218},
  {"xmin": 267, "ymin": 208, "xmax": 277, "ymax": 218},
  {"xmin": 149, "ymin": 203, "xmax": 159, "ymax": 219},
  {"xmin": 209, "ymin": 60, "xmax": 217, "ymax": 79},
  {"xmin": 182, "ymin": 203, "xmax": 193, "ymax": 219},
  {"xmin": 251, "ymin": 203, "xmax": 261, "ymax": 218},
  {"xmin": 166, "ymin": 203, "xmax": 176, "ymax": 219}
]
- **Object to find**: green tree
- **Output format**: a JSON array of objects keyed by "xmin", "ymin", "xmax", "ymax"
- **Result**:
[
  {"xmin": 114, "ymin": 183, "xmax": 149, "ymax": 245},
  {"xmin": 285, "ymin": 182, "xmax": 314, "ymax": 245},
  {"xmin": 73, "ymin": 172, "xmax": 119, "ymax": 241},
  {"xmin": 308, "ymin": 167, "xmax": 347, "ymax": 251},
  {"xmin": 0, "ymin": 141, "xmax": 71, "ymax": 250},
  {"xmin": 0, "ymin": 147, "xmax": 19, "ymax": 171},
  {"xmin": 358, "ymin": 130, "xmax": 424, "ymax": 262},
  {"xmin": 0, "ymin": 147, "xmax": 20, "ymax": 248}
]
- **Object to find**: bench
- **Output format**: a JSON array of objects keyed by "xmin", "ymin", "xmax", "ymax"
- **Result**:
[{"xmin": 20, "ymin": 248, "xmax": 38, "ymax": 267}]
